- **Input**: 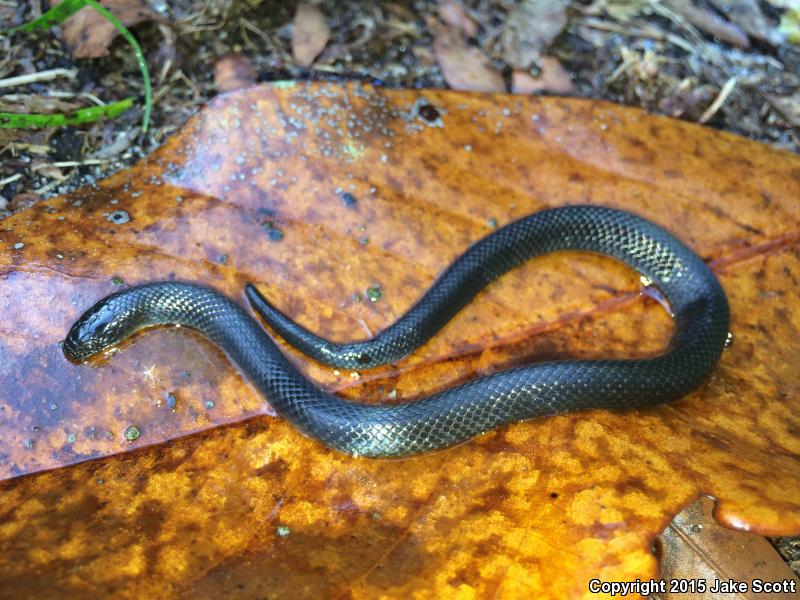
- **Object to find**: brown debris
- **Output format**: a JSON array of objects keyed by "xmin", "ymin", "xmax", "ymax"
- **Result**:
[
  {"xmin": 511, "ymin": 57, "xmax": 575, "ymax": 95},
  {"xmin": 54, "ymin": 0, "xmax": 161, "ymax": 58},
  {"xmin": 656, "ymin": 497, "xmax": 800, "ymax": 599},
  {"xmin": 433, "ymin": 25, "xmax": 505, "ymax": 93},
  {"xmin": 707, "ymin": 0, "xmax": 785, "ymax": 46},
  {"xmin": 437, "ymin": 0, "xmax": 478, "ymax": 38},
  {"xmin": 767, "ymin": 93, "xmax": 800, "ymax": 128},
  {"xmin": 665, "ymin": 0, "xmax": 750, "ymax": 49},
  {"xmin": 501, "ymin": 0, "xmax": 568, "ymax": 70},
  {"xmin": 214, "ymin": 52, "xmax": 258, "ymax": 94},
  {"xmin": 291, "ymin": 3, "xmax": 331, "ymax": 68}
]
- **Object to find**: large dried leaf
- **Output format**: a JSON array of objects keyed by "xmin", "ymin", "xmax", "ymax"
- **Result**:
[
  {"xmin": 0, "ymin": 82, "xmax": 799, "ymax": 598},
  {"xmin": 656, "ymin": 497, "xmax": 799, "ymax": 599},
  {"xmin": 55, "ymin": 0, "xmax": 160, "ymax": 58}
]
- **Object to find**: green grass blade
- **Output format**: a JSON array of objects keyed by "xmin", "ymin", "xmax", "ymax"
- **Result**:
[
  {"xmin": 6, "ymin": 0, "xmax": 87, "ymax": 33},
  {"xmin": 80, "ymin": 0, "xmax": 151, "ymax": 133},
  {"xmin": 0, "ymin": 97, "xmax": 135, "ymax": 128}
]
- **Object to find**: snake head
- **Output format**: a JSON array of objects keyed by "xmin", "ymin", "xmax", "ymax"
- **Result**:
[{"xmin": 63, "ymin": 299, "xmax": 130, "ymax": 363}]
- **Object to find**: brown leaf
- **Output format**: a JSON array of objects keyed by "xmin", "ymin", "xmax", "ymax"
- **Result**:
[
  {"xmin": 437, "ymin": 0, "xmax": 478, "ymax": 37},
  {"xmin": 214, "ymin": 52, "xmax": 257, "ymax": 94},
  {"xmin": 55, "ymin": 0, "xmax": 160, "ymax": 59},
  {"xmin": 433, "ymin": 26, "xmax": 505, "ymax": 92},
  {"xmin": 291, "ymin": 3, "xmax": 331, "ymax": 68},
  {"xmin": 1, "ymin": 83, "xmax": 800, "ymax": 596},
  {"xmin": 655, "ymin": 497, "xmax": 800, "ymax": 599},
  {"xmin": 665, "ymin": 0, "xmax": 750, "ymax": 48},
  {"xmin": 707, "ymin": 0, "xmax": 784, "ymax": 45},
  {"xmin": 511, "ymin": 57, "xmax": 575, "ymax": 95},
  {"xmin": 501, "ymin": 0, "xmax": 568, "ymax": 70},
  {"xmin": 767, "ymin": 93, "xmax": 800, "ymax": 128}
]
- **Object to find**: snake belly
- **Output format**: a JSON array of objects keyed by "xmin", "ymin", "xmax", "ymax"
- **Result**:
[{"xmin": 63, "ymin": 205, "xmax": 730, "ymax": 457}]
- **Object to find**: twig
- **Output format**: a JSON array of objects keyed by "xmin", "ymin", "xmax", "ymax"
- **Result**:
[
  {"xmin": 0, "ymin": 173, "xmax": 22, "ymax": 187},
  {"xmin": 1, "ymin": 91, "xmax": 106, "ymax": 105},
  {"xmin": 0, "ymin": 68, "xmax": 78, "ymax": 89},
  {"xmin": 699, "ymin": 76, "xmax": 737, "ymax": 124},
  {"xmin": 32, "ymin": 159, "xmax": 109, "ymax": 170}
]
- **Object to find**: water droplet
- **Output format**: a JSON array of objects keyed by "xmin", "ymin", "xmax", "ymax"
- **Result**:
[
  {"xmin": 725, "ymin": 331, "xmax": 734, "ymax": 348},
  {"xmin": 12, "ymin": 242, "xmax": 24, "ymax": 250},
  {"xmin": 23, "ymin": 438, "xmax": 33, "ymax": 449},
  {"xmin": 106, "ymin": 210, "xmax": 130, "ymax": 225},
  {"xmin": 261, "ymin": 221, "xmax": 284, "ymax": 241},
  {"xmin": 487, "ymin": 217, "xmax": 498, "ymax": 229},
  {"xmin": 67, "ymin": 433, "xmax": 77, "ymax": 444},
  {"xmin": 340, "ymin": 192, "xmax": 357, "ymax": 207},
  {"xmin": 276, "ymin": 525, "xmax": 291, "ymax": 537},
  {"xmin": 205, "ymin": 399, "xmax": 215, "ymax": 409},
  {"xmin": 124, "ymin": 425, "xmax": 140, "ymax": 442},
  {"xmin": 165, "ymin": 392, "xmax": 177, "ymax": 411}
]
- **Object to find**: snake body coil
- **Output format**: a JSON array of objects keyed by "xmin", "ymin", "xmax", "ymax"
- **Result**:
[{"xmin": 63, "ymin": 206, "xmax": 730, "ymax": 457}]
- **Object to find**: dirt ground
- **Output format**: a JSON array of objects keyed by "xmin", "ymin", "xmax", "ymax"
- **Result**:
[{"xmin": 0, "ymin": 0, "xmax": 798, "ymax": 575}]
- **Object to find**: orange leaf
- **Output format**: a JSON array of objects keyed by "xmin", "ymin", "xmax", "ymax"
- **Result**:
[{"xmin": 0, "ymin": 83, "xmax": 799, "ymax": 597}]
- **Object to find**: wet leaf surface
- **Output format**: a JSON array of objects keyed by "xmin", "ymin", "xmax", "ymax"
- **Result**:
[{"xmin": 0, "ymin": 82, "xmax": 799, "ymax": 598}]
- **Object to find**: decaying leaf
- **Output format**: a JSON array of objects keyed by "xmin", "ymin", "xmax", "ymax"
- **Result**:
[
  {"xmin": 437, "ymin": 0, "xmax": 478, "ymax": 37},
  {"xmin": 707, "ymin": 0, "xmax": 784, "ymax": 46},
  {"xmin": 214, "ymin": 52, "xmax": 257, "ymax": 94},
  {"xmin": 55, "ymin": 0, "xmax": 161, "ymax": 59},
  {"xmin": 665, "ymin": 0, "xmax": 750, "ymax": 49},
  {"xmin": 767, "ymin": 93, "xmax": 800, "ymax": 128},
  {"xmin": 433, "ymin": 25, "xmax": 505, "ymax": 92},
  {"xmin": 291, "ymin": 2, "xmax": 331, "ymax": 68},
  {"xmin": 655, "ymin": 497, "xmax": 800, "ymax": 599},
  {"xmin": 511, "ymin": 57, "xmax": 575, "ymax": 95},
  {"xmin": 501, "ymin": 0, "xmax": 568, "ymax": 70},
  {"xmin": 0, "ymin": 83, "xmax": 799, "ymax": 597}
]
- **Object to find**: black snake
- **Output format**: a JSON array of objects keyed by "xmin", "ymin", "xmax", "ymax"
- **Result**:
[{"xmin": 63, "ymin": 206, "xmax": 730, "ymax": 457}]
